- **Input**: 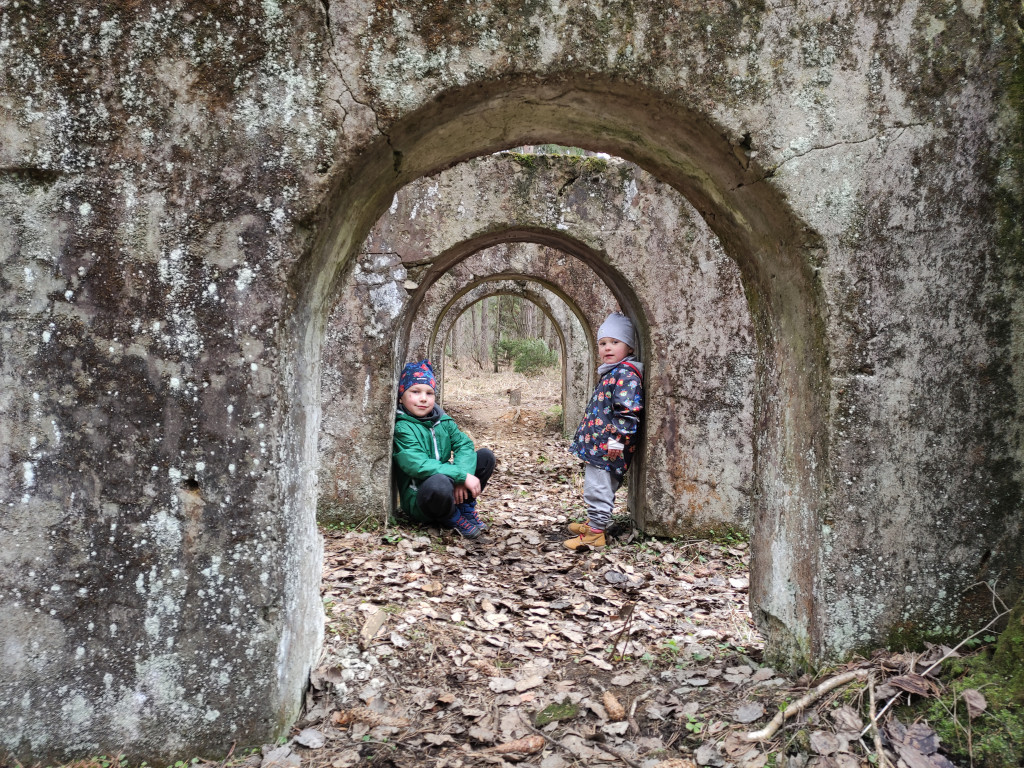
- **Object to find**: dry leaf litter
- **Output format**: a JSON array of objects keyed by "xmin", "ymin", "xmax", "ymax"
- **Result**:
[{"xmin": 247, "ymin": 369, "xmax": 973, "ymax": 768}]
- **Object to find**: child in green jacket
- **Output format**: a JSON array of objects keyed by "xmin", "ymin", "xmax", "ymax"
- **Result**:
[{"xmin": 393, "ymin": 360, "xmax": 495, "ymax": 539}]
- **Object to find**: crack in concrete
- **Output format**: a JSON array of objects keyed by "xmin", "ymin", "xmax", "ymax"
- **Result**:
[
  {"xmin": 556, "ymin": 172, "xmax": 582, "ymax": 197},
  {"xmin": 318, "ymin": 0, "xmax": 333, "ymax": 45},
  {"xmin": 772, "ymin": 124, "xmax": 924, "ymax": 170},
  {"xmin": 738, "ymin": 123, "xmax": 927, "ymax": 189},
  {"xmin": 325, "ymin": 53, "xmax": 395, "ymax": 161}
]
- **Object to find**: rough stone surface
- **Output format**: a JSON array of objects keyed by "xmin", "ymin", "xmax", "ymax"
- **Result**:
[{"xmin": 0, "ymin": 0, "xmax": 1020, "ymax": 760}]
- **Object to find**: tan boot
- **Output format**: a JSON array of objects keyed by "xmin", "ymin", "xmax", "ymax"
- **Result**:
[
  {"xmin": 564, "ymin": 529, "xmax": 606, "ymax": 549},
  {"xmin": 567, "ymin": 521, "xmax": 590, "ymax": 535}
]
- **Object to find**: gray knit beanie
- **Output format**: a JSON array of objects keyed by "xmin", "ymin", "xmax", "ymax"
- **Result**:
[{"xmin": 597, "ymin": 312, "xmax": 635, "ymax": 349}]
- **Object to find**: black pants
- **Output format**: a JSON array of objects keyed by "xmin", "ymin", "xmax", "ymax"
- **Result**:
[{"xmin": 416, "ymin": 448, "xmax": 496, "ymax": 523}]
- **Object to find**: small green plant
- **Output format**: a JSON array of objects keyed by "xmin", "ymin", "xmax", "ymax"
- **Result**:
[
  {"xmin": 684, "ymin": 713, "xmax": 704, "ymax": 735},
  {"xmin": 658, "ymin": 638, "xmax": 682, "ymax": 664},
  {"xmin": 963, "ymin": 634, "xmax": 998, "ymax": 649}
]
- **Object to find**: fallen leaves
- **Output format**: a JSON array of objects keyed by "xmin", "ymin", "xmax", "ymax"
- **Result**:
[
  {"xmin": 884, "ymin": 719, "xmax": 958, "ymax": 768},
  {"xmin": 887, "ymin": 672, "xmax": 940, "ymax": 698},
  {"xmin": 962, "ymin": 687, "xmax": 987, "ymax": 719},
  {"xmin": 292, "ymin": 370, "xmax": 976, "ymax": 768},
  {"xmin": 358, "ymin": 609, "xmax": 387, "ymax": 649}
]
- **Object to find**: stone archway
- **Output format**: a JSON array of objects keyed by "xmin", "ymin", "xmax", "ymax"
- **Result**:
[
  {"xmin": 3, "ymin": 1, "xmax": 1017, "ymax": 758},
  {"xmin": 301, "ymin": 87, "xmax": 820, "ymax": 667},
  {"xmin": 381, "ymin": 156, "xmax": 756, "ymax": 538},
  {"xmin": 427, "ymin": 275, "xmax": 591, "ymax": 439},
  {"xmin": 319, "ymin": 157, "xmax": 756, "ymax": 548}
]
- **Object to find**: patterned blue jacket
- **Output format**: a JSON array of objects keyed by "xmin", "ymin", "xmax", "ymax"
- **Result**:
[{"xmin": 569, "ymin": 359, "xmax": 644, "ymax": 476}]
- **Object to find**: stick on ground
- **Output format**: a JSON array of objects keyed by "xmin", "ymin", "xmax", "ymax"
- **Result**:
[{"xmin": 744, "ymin": 669, "xmax": 870, "ymax": 742}]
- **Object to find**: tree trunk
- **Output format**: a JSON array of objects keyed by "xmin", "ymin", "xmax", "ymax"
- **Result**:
[
  {"xmin": 493, "ymin": 296, "xmax": 502, "ymax": 373},
  {"xmin": 449, "ymin": 315, "xmax": 459, "ymax": 361},
  {"xmin": 480, "ymin": 297, "xmax": 490, "ymax": 370}
]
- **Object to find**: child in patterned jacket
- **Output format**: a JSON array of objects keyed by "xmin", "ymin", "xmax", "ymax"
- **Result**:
[{"xmin": 565, "ymin": 312, "xmax": 644, "ymax": 549}]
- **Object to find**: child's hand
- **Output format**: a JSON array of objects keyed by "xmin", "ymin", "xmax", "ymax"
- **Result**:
[
  {"xmin": 464, "ymin": 474, "xmax": 482, "ymax": 499},
  {"xmin": 455, "ymin": 474, "xmax": 482, "ymax": 502}
]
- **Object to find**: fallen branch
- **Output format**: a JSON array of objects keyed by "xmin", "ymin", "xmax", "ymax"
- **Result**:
[
  {"xmin": 516, "ymin": 710, "xmax": 642, "ymax": 768},
  {"xmin": 744, "ymin": 669, "xmax": 870, "ymax": 742},
  {"xmin": 607, "ymin": 602, "xmax": 636, "ymax": 663}
]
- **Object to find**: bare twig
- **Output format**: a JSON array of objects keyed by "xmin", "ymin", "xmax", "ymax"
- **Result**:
[
  {"xmin": 516, "ymin": 710, "xmax": 642, "ymax": 768},
  {"xmin": 868, "ymin": 674, "xmax": 891, "ymax": 768},
  {"xmin": 744, "ymin": 669, "xmax": 870, "ymax": 742},
  {"xmin": 217, "ymin": 741, "xmax": 237, "ymax": 768},
  {"xmin": 593, "ymin": 740, "xmax": 644, "ymax": 768},
  {"xmin": 965, "ymin": 579, "xmax": 1009, "ymax": 615},
  {"xmin": 607, "ymin": 602, "xmax": 636, "ymax": 662}
]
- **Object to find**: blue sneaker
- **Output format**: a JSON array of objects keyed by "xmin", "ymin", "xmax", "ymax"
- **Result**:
[
  {"xmin": 444, "ymin": 508, "xmax": 484, "ymax": 539},
  {"xmin": 458, "ymin": 500, "xmax": 488, "ymax": 531}
]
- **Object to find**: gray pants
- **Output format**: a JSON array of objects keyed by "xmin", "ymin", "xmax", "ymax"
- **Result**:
[{"xmin": 583, "ymin": 464, "xmax": 623, "ymax": 530}]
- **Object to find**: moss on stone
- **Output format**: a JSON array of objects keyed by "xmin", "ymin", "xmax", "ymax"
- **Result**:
[
  {"xmin": 905, "ymin": 605, "xmax": 1024, "ymax": 768},
  {"xmin": 991, "ymin": 597, "xmax": 1024, "ymax": 697},
  {"xmin": 535, "ymin": 697, "xmax": 579, "ymax": 726},
  {"xmin": 509, "ymin": 152, "xmax": 538, "ymax": 170}
]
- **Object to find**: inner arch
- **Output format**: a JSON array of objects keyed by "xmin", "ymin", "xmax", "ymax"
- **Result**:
[
  {"xmin": 427, "ymin": 276, "xmax": 596, "ymax": 442},
  {"xmin": 296, "ymin": 76, "xmax": 829, "ymax": 662}
]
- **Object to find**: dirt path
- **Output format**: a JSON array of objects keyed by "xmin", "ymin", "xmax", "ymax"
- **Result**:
[
  {"xmin": 292, "ymin": 369, "xmax": 782, "ymax": 768},
  {"xmin": 264, "ymin": 369, "xmax": 946, "ymax": 768}
]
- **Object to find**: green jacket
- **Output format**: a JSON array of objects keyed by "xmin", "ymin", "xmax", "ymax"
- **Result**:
[{"xmin": 393, "ymin": 405, "xmax": 477, "ymax": 521}]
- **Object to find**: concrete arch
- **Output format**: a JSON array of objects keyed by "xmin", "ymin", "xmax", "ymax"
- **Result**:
[
  {"xmin": 428, "ymin": 274, "xmax": 592, "ymax": 438},
  {"xmin": 410, "ymin": 241, "xmax": 614, "ymax": 370},
  {"xmin": 303, "ymin": 89, "xmax": 819, "ymax": 661},
  {"xmin": 430, "ymin": 280, "xmax": 586, "ymax": 436},
  {"xmin": 319, "ymin": 167, "xmax": 757, "ymax": 541},
  {"xmin": 369, "ymin": 158, "xmax": 755, "ymax": 533},
  {"xmin": 3, "ymin": 1, "xmax": 1017, "ymax": 757},
  {"xmin": 407, "ymin": 240, "xmax": 619, "ymax": 441}
]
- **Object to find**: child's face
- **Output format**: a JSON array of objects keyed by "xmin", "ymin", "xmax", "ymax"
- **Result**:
[
  {"xmin": 400, "ymin": 383, "xmax": 436, "ymax": 417},
  {"xmin": 598, "ymin": 337, "xmax": 632, "ymax": 365}
]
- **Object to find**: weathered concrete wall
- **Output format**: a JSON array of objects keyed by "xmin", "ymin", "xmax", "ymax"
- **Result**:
[
  {"xmin": 1, "ymin": 0, "xmax": 1020, "ymax": 760},
  {"xmin": 0, "ymin": 1, "xmax": 332, "ymax": 761}
]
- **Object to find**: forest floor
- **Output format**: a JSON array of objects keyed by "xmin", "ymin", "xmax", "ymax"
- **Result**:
[{"xmin": 249, "ymin": 368, "xmax": 976, "ymax": 768}]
